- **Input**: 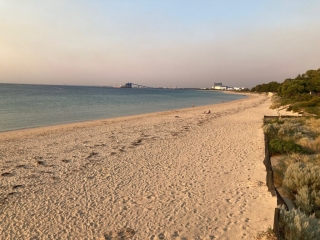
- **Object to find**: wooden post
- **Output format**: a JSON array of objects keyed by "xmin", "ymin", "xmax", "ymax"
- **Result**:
[{"xmin": 273, "ymin": 208, "xmax": 281, "ymax": 239}]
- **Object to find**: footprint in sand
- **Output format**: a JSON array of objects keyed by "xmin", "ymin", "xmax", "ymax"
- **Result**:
[
  {"xmin": 37, "ymin": 160, "xmax": 46, "ymax": 166},
  {"xmin": 131, "ymin": 138, "xmax": 143, "ymax": 147},
  {"xmin": 87, "ymin": 152, "xmax": 98, "ymax": 159},
  {"xmin": 119, "ymin": 148, "xmax": 126, "ymax": 152},
  {"xmin": 1, "ymin": 172, "xmax": 15, "ymax": 177},
  {"xmin": 158, "ymin": 233, "xmax": 165, "ymax": 239},
  {"xmin": 7, "ymin": 192, "xmax": 20, "ymax": 196},
  {"xmin": 105, "ymin": 228, "xmax": 135, "ymax": 239},
  {"xmin": 16, "ymin": 164, "xmax": 28, "ymax": 169}
]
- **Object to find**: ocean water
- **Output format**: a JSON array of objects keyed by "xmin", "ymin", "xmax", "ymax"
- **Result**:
[{"xmin": 0, "ymin": 84, "xmax": 246, "ymax": 132}]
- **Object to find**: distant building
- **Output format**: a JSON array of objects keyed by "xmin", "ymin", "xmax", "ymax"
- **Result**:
[
  {"xmin": 212, "ymin": 82, "xmax": 228, "ymax": 90},
  {"xmin": 211, "ymin": 82, "xmax": 247, "ymax": 91},
  {"xmin": 120, "ymin": 83, "xmax": 132, "ymax": 88},
  {"xmin": 233, "ymin": 87, "xmax": 246, "ymax": 91},
  {"xmin": 214, "ymin": 85, "xmax": 227, "ymax": 90}
]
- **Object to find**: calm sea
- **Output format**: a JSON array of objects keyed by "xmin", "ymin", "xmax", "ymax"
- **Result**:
[{"xmin": 0, "ymin": 84, "xmax": 246, "ymax": 132}]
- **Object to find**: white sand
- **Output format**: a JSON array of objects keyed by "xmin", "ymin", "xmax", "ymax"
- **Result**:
[{"xmin": 0, "ymin": 93, "xmax": 278, "ymax": 239}]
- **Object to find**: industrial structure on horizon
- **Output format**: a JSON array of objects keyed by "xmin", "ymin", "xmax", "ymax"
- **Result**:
[
  {"xmin": 113, "ymin": 82, "xmax": 246, "ymax": 90},
  {"xmin": 212, "ymin": 82, "xmax": 244, "ymax": 91}
]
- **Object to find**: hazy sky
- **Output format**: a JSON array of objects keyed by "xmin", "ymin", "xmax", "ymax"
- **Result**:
[{"xmin": 1, "ymin": 1, "xmax": 320, "ymax": 88}]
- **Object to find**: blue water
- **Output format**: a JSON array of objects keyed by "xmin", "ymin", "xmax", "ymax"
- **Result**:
[{"xmin": 0, "ymin": 83, "xmax": 246, "ymax": 132}]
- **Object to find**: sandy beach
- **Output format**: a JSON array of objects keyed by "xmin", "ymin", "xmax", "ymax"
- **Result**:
[{"xmin": 0, "ymin": 93, "xmax": 278, "ymax": 239}]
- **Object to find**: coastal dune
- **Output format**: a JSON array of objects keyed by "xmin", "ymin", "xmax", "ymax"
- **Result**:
[{"xmin": 0, "ymin": 94, "xmax": 278, "ymax": 239}]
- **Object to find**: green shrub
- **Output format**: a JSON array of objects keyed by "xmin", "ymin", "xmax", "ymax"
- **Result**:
[
  {"xmin": 256, "ymin": 227, "xmax": 277, "ymax": 240},
  {"xmin": 304, "ymin": 106, "xmax": 320, "ymax": 116},
  {"xmin": 282, "ymin": 163, "xmax": 320, "ymax": 215},
  {"xmin": 298, "ymin": 137, "xmax": 320, "ymax": 153},
  {"xmin": 263, "ymin": 123, "xmax": 279, "ymax": 139},
  {"xmin": 270, "ymin": 95, "xmax": 282, "ymax": 109},
  {"xmin": 263, "ymin": 118, "xmax": 313, "ymax": 141},
  {"xmin": 295, "ymin": 187, "xmax": 320, "ymax": 217},
  {"xmin": 291, "ymin": 104, "xmax": 300, "ymax": 113},
  {"xmin": 283, "ymin": 163, "xmax": 320, "ymax": 194},
  {"xmin": 295, "ymin": 186, "xmax": 316, "ymax": 214},
  {"xmin": 273, "ymin": 154, "xmax": 320, "ymax": 186},
  {"xmin": 293, "ymin": 94, "xmax": 313, "ymax": 103},
  {"xmin": 291, "ymin": 98, "xmax": 320, "ymax": 115},
  {"xmin": 279, "ymin": 206, "xmax": 320, "ymax": 240},
  {"xmin": 269, "ymin": 139, "xmax": 304, "ymax": 155}
]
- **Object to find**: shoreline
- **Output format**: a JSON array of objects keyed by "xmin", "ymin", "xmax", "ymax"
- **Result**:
[
  {"xmin": 1, "ymin": 92, "xmax": 276, "ymax": 239},
  {"xmin": 0, "ymin": 92, "xmax": 251, "ymax": 141},
  {"xmin": 0, "ymin": 86, "xmax": 247, "ymax": 135}
]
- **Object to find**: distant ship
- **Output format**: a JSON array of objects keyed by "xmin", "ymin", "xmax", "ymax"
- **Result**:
[{"xmin": 120, "ymin": 83, "xmax": 132, "ymax": 88}]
